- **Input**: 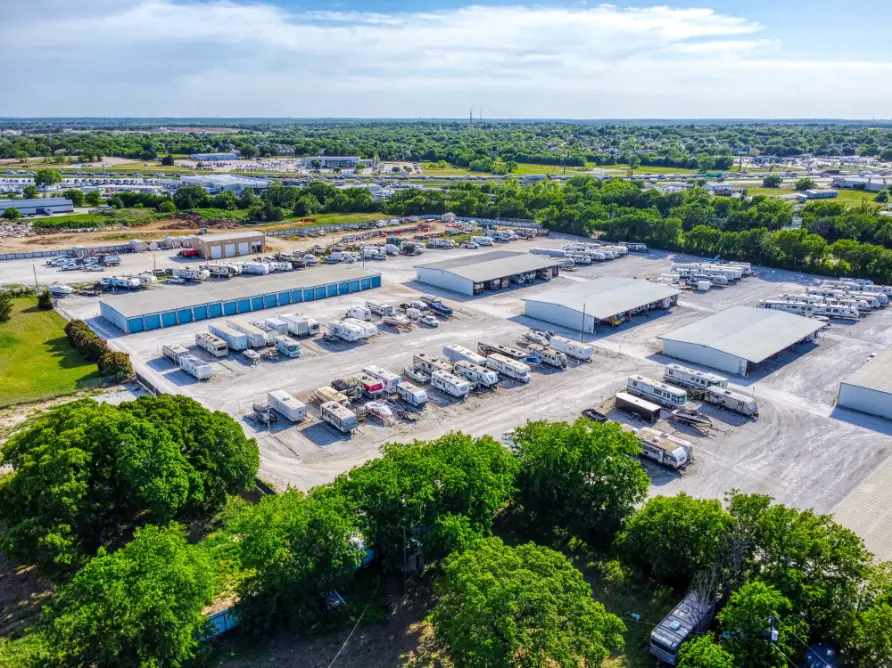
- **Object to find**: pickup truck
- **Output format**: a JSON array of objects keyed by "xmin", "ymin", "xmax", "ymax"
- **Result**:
[{"xmin": 419, "ymin": 295, "xmax": 453, "ymax": 315}]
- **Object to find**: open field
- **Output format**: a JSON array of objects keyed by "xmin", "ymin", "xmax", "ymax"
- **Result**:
[
  {"xmin": 745, "ymin": 185, "xmax": 884, "ymax": 207},
  {"xmin": 596, "ymin": 164, "xmax": 700, "ymax": 175},
  {"xmin": 421, "ymin": 164, "xmax": 471, "ymax": 176},
  {"xmin": 0, "ymin": 297, "xmax": 99, "ymax": 407}
]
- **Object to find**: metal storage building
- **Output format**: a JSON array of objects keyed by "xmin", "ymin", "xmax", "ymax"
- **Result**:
[
  {"xmin": 523, "ymin": 277, "xmax": 679, "ymax": 332},
  {"xmin": 658, "ymin": 306, "xmax": 824, "ymax": 376},
  {"xmin": 0, "ymin": 197, "xmax": 74, "ymax": 216},
  {"xmin": 100, "ymin": 267, "xmax": 382, "ymax": 334},
  {"xmin": 415, "ymin": 251, "xmax": 561, "ymax": 296},
  {"xmin": 194, "ymin": 230, "xmax": 265, "ymax": 259},
  {"xmin": 838, "ymin": 347, "xmax": 892, "ymax": 419}
]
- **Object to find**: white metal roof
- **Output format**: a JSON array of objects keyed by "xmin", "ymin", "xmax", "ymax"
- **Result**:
[
  {"xmin": 659, "ymin": 306, "xmax": 824, "ymax": 364},
  {"xmin": 523, "ymin": 276, "xmax": 679, "ymax": 320},
  {"xmin": 415, "ymin": 250, "xmax": 559, "ymax": 283},
  {"xmin": 0, "ymin": 197, "xmax": 72, "ymax": 209},
  {"xmin": 841, "ymin": 346, "xmax": 892, "ymax": 396},
  {"xmin": 195, "ymin": 229, "xmax": 265, "ymax": 243}
]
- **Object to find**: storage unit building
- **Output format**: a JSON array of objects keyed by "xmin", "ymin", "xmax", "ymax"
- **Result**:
[
  {"xmin": 415, "ymin": 251, "xmax": 561, "ymax": 296},
  {"xmin": 0, "ymin": 197, "xmax": 74, "ymax": 216},
  {"xmin": 195, "ymin": 230, "xmax": 265, "ymax": 260},
  {"xmin": 100, "ymin": 267, "xmax": 382, "ymax": 334},
  {"xmin": 523, "ymin": 276, "xmax": 679, "ymax": 333},
  {"xmin": 658, "ymin": 306, "xmax": 824, "ymax": 376},
  {"xmin": 838, "ymin": 346, "xmax": 892, "ymax": 420}
]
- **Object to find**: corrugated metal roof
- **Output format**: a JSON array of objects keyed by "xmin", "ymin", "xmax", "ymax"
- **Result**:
[
  {"xmin": 523, "ymin": 277, "xmax": 679, "ymax": 320},
  {"xmin": 415, "ymin": 250, "xmax": 559, "ymax": 282},
  {"xmin": 196, "ymin": 230, "xmax": 265, "ymax": 243},
  {"xmin": 841, "ymin": 346, "xmax": 892, "ymax": 396},
  {"xmin": 659, "ymin": 306, "xmax": 824, "ymax": 364},
  {"xmin": 0, "ymin": 197, "xmax": 72, "ymax": 208},
  {"xmin": 101, "ymin": 266, "xmax": 378, "ymax": 319}
]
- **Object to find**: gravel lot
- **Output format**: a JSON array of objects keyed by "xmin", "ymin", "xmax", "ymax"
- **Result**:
[{"xmin": 42, "ymin": 236, "xmax": 892, "ymax": 559}]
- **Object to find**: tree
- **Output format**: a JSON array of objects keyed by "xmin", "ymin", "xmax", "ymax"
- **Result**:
[
  {"xmin": 172, "ymin": 185, "xmax": 210, "ymax": 211},
  {"xmin": 794, "ymin": 178, "xmax": 817, "ymax": 191},
  {"xmin": 677, "ymin": 635, "xmax": 735, "ymax": 668},
  {"xmin": 762, "ymin": 175, "xmax": 783, "ymax": 188},
  {"xmin": 0, "ymin": 291, "xmax": 11, "ymax": 324},
  {"xmin": 62, "ymin": 189, "xmax": 85, "ymax": 206},
  {"xmin": 628, "ymin": 154, "xmax": 642, "ymax": 169},
  {"xmin": 846, "ymin": 603, "xmax": 892, "ymax": 667},
  {"xmin": 618, "ymin": 494, "xmax": 734, "ymax": 587},
  {"xmin": 44, "ymin": 524, "xmax": 216, "ymax": 668},
  {"xmin": 97, "ymin": 351, "xmax": 132, "ymax": 377},
  {"xmin": 3, "ymin": 207, "xmax": 21, "ymax": 221},
  {"xmin": 718, "ymin": 581, "xmax": 805, "ymax": 668},
  {"xmin": 34, "ymin": 169, "xmax": 62, "ymax": 187},
  {"xmin": 512, "ymin": 420, "xmax": 650, "ymax": 544},
  {"xmin": 235, "ymin": 489, "xmax": 363, "ymax": 633},
  {"xmin": 23, "ymin": 185, "xmax": 39, "ymax": 199},
  {"xmin": 85, "ymin": 191, "xmax": 102, "ymax": 207},
  {"xmin": 37, "ymin": 288, "xmax": 53, "ymax": 310},
  {"xmin": 160, "ymin": 154, "xmax": 175, "ymax": 166},
  {"xmin": 431, "ymin": 537, "xmax": 625, "ymax": 668},
  {"xmin": 311, "ymin": 159, "xmax": 322, "ymax": 170},
  {"xmin": 157, "ymin": 200, "xmax": 175, "ymax": 213}
]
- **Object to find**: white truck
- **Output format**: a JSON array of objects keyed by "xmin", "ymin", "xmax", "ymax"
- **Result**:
[
  {"xmin": 485, "ymin": 354, "xmax": 531, "ymax": 383},
  {"xmin": 548, "ymin": 335, "xmax": 593, "ymax": 362},
  {"xmin": 267, "ymin": 390, "xmax": 307, "ymax": 422},
  {"xmin": 179, "ymin": 354, "xmax": 214, "ymax": 381},
  {"xmin": 321, "ymin": 401, "xmax": 359, "ymax": 434},
  {"xmin": 208, "ymin": 324, "xmax": 248, "ymax": 351},
  {"xmin": 365, "ymin": 299, "xmax": 394, "ymax": 316},
  {"xmin": 281, "ymin": 314, "xmax": 320, "ymax": 337},
  {"xmin": 327, "ymin": 320, "xmax": 365, "ymax": 342},
  {"xmin": 453, "ymin": 360, "xmax": 500, "ymax": 388},
  {"xmin": 663, "ymin": 364, "xmax": 728, "ymax": 391},
  {"xmin": 346, "ymin": 305, "xmax": 372, "ymax": 321},
  {"xmin": 431, "ymin": 370, "xmax": 471, "ymax": 399},
  {"xmin": 397, "ymin": 382, "xmax": 428, "ymax": 407},
  {"xmin": 275, "ymin": 335, "xmax": 302, "ymax": 358},
  {"xmin": 195, "ymin": 333, "xmax": 228, "ymax": 357},
  {"xmin": 627, "ymin": 375, "xmax": 687, "ymax": 408},
  {"xmin": 703, "ymin": 387, "xmax": 758, "ymax": 417},
  {"xmin": 471, "ymin": 235, "xmax": 493, "ymax": 246},
  {"xmin": 635, "ymin": 427, "xmax": 692, "ymax": 469},
  {"xmin": 443, "ymin": 344, "xmax": 487, "ymax": 366},
  {"xmin": 227, "ymin": 318, "xmax": 268, "ymax": 348},
  {"xmin": 362, "ymin": 365, "xmax": 401, "ymax": 394},
  {"xmin": 162, "ymin": 344, "xmax": 190, "ymax": 364}
]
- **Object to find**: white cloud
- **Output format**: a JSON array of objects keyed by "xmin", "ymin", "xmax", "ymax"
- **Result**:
[{"xmin": 1, "ymin": 1, "xmax": 890, "ymax": 117}]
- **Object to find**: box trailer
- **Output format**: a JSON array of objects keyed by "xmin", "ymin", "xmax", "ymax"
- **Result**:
[
  {"xmin": 365, "ymin": 299, "xmax": 394, "ymax": 316},
  {"xmin": 548, "ymin": 336, "xmax": 593, "ymax": 362},
  {"xmin": 162, "ymin": 344, "xmax": 190, "ymax": 364},
  {"xmin": 179, "ymin": 354, "xmax": 213, "ymax": 381},
  {"xmin": 663, "ymin": 364, "xmax": 728, "ymax": 391},
  {"xmin": 281, "ymin": 314, "xmax": 320, "ymax": 337},
  {"xmin": 362, "ymin": 365, "xmax": 401, "ymax": 393},
  {"xmin": 443, "ymin": 344, "xmax": 487, "ymax": 366},
  {"xmin": 413, "ymin": 353, "xmax": 453, "ymax": 375},
  {"xmin": 267, "ymin": 390, "xmax": 307, "ymax": 422},
  {"xmin": 485, "ymin": 354, "xmax": 531, "ymax": 383},
  {"xmin": 627, "ymin": 375, "xmax": 687, "ymax": 408},
  {"xmin": 226, "ymin": 318, "xmax": 267, "ymax": 348},
  {"xmin": 264, "ymin": 317, "xmax": 290, "ymax": 335},
  {"xmin": 431, "ymin": 370, "xmax": 471, "ymax": 399},
  {"xmin": 275, "ymin": 335, "xmax": 302, "ymax": 358},
  {"xmin": 208, "ymin": 324, "xmax": 248, "ymax": 351},
  {"xmin": 195, "ymin": 333, "xmax": 228, "ymax": 357},
  {"xmin": 327, "ymin": 320, "xmax": 365, "ymax": 342},
  {"xmin": 615, "ymin": 391, "xmax": 661, "ymax": 423},
  {"xmin": 397, "ymin": 382, "xmax": 428, "ymax": 407},
  {"xmin": 703, "ymin": 387, "xmax": 758, "ymax": 417},
  {"xmin": 321, "ymin": 401, "xmax": 358, "ymax": 434},
  {"xmin": 453, "ymin": 360, "xmax": 500, "ymax": 388},
  {"xmin": 635, "ymin": 427, "xmax": 692, "ymax": 470}
]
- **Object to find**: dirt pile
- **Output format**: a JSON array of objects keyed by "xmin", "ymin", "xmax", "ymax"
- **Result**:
[{"xmin": 160, "ymin": 214, "xmax": 244, "ymax": 231}]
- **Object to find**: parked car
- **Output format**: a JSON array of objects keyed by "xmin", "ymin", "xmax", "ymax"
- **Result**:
[
  {"xmin": 419, "ymin": 315, "xmax": 440, "ymax": 327},
  {"xmin": 463, "ymin": 242, "xmax": 479, "ymax": 249},
  {"xmin": 166, "ymin": 276, "xmax": 186, "ymax": 284}
]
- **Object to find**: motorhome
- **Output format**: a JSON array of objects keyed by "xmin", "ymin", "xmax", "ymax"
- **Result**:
[
  {"xmin": 548, "ymin": 335, "xmax": 593, "ymax": 362},
  {"xmin": 635, "ymin": 427, "xmax": 692, "ymax": 469},
  {"xmin": 275, "ymin": 335, "xmax": 302, "ymax": 358},
  {"xmin": 321, "ymin": 401, "xmax": 358, "ymax": 434},
  {"xmin": 430, "ymin": 370, "xmax": 471, "ymax": 399},
  {"xmin": 758, "ymin": 299, "xmax": 814, "ymax": 317},
  {"xmin": 195, "ymin": 333, "xmax": 228, "ymax": 357},
  {"xmin": 362, "ymin": 365, "xmax": 401, "ymax": 393},
  {"xmin": 663, "ymin": 364, "xmax": 728, "ymax": 391},
  {"xmin": 650, "ymin": 592, "xmax": 717, "ymax": 665},
  {"xmin": 453, "ymin": 360, "xmax": 500, "ymax": 388},
  {"xmin": 443, "ymin": 344, "xmax": 487, "ymax": 366},
  {"xmin": 267, "ymin": 390, "xmax": 307, "ymax": 422},
  {"xmin": 703, "ymin": 387, "xmax": 758, "ymax": 417},
  {"xmin": 485, "ymin": 354, "xmax": 532, "ymax": 383},
  {"xmin": 626, "ymin": 375, "xmax": 687, "ymax": 408},
  {"xmin": 396, "ymin": 382, "xmax": 428, "ymax": 407}
]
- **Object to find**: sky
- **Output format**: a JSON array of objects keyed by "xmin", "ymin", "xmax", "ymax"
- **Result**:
[{"xmin": 2, "ymin": 0, "xmax": 891, "ymax": 119}]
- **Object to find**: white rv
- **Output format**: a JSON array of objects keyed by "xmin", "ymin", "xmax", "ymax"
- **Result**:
[
  {"xmin": 548, "ymin": 335, "xmax": 593, "ymax": 362},
  {"xmin": 663, "ymin": 364, "xmax": 728, "ymax": 391},
  {"xmin": 275, "ymin": 336, "xmax": 302, "ymax": 358},
  {"xmin": 362, "ymin": 365, "xmax": 401, "ymax": 394},
  {"xmin": 453, "ymin": 360, "xmax": 500, "ymax": 387},
  {"xmin": 195, "ymin": 333, "xmax": 228, "ymax": 357},
  {"xmin": 179, "ymin": 354, "xmax": 213, "ymax": 381},
  {"xmin": 635, "ymin": 428, "xmax": 692, "ymax": 469},
  {"xmin": 443, "ymin": 344, "xmax": 487, "ymax": 366},
  {"xmin": 327, "ymin": 320, "xmax": 365, "ymax": 342},
  {"xmin": 814, "ymin": 304, "xmax": 860, "ymax": 321},
  {"xmin": 413, "ymin": 353, "xmax": 453, "ymax": 375},
  {"xmin": 431, "ymin": 370, "xmax": 471, "ymax": 399},
  {"xmin": 758, "ymin": 300, "xmax": 814, "ymax": 317},
  {"xmin": 703, "ymin": 387, "xmax": 758, "ymax": 417},
  {"xmin": 485, "ymin": 354, "xmax": 532, "ymax": 383},
  {"xmin": 267, "ymin": 390, "xmax": 307, "ymax": 422},
  {"xmin": 321, "ymin": 401, "xmax": 358, "ymax": 433},
  {"xmin": 396, "ymin": 382, "xmax": 428, "ymax": 407},
  {"xmin": 365, "ymin": 299, "xmax": 394, "ymax": 316},
  {"xmin": 526, "ymin": 343, "xmax": 567, "ymax": 368},
  {"xmin": 626, "ymin": 375, "xmax": 687, "ymax": 408}
]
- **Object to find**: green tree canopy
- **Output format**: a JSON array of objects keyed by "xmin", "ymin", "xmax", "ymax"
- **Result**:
[
  {"xmin": 3, "ymin": 207, "xmax": 22, "ymax": 221},
  {"xmin": 795, "ymin": 178, "xmax": 817, "ymax": 191},
  {"xmin": 62, "ymin": 189, "xmax": 85, "ymax": 206},
  {"xmin": 44, "ymin": 524, "xmax": 216, "ymax": 668},
  {"xmin": 84, "ymin": 191, "xmax": 102, "ymax": 207},
  {"xmin": 512, "ymin": 419, "xmax": 649, "ymax": 544},
  {"xmin": 23, "ymin": 185, "xmax": 38, "ymax": 199},
  {"xmin": 762, "ymin": 175, "xmax": 783, "ymax": 187},
  {"xmin": 34, "ymin": 169, "xmax": 62, "ymax": 187},
  {"xmin": 432, "ymin": 537, "xmax": 625, "ymax": 668},
  {"xmin": 677, "ymin": 635, "xmax": 735, "ymax": 668}
]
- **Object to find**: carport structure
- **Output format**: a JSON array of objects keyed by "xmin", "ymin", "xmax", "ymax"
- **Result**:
[{"xmin": 415, "ymin": 250, "xmax": 561, "ymax": 296}]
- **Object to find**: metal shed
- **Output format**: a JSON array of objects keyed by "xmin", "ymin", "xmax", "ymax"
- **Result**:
[
  {"xmin": 414, "ymin": 250, "xmax": 561, "ymax": 296},
  {"xmin": 838, "ymin": 347, "xmax": 892, "ymax": 419},
  {"xmin": 100, "ymin": 267, "xmax": 382, "ymax": 334},
  {"xmin": 523, "ymin": 277, "xmax": 679, "ymax": 332},
  {"xmin": 658, "ymin": 306, "xmax": 824, "ymax": 376},
  {"xmin": 194, "ymin": 230, "xmax": 265, "ymax": 259}
]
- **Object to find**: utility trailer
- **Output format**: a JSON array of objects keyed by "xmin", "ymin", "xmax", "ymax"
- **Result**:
[
  {"xmin": 615, "ymin": 391, "xmax": 661, "ymax": 423},
  {"xmin": 703, "ymin": 387, "xmax": 758, "ymax": 417},
  {"xmin": 321, "ymin": 401, "xmax": 359, "ymax": 434},
  {"xmin": 267, "ymin": 390, "xmax": 307, "ymax": 422},
  {"xmin": 195, "ymin": 333, "xmax": 228, "ymax": 357}
]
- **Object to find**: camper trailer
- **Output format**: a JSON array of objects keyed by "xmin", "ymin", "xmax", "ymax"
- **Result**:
[
  {"xmin": 525, "ymin": 343, "xmax": 567, "ymax": 368},
  {"xmin": 195, "ymin": 333, "xmax": 228, "ymax": 357},
  {"xmin": 413, "ymin": 353, "xmax": 453, "ymax": 376},
  {"xmin": 443, "ymin": 344, "xmax": 487, "ymax": 366},
  {"xmin": 453, "ymin": 360, "xmax": 500, "ymax": 388},
  {"xmin": 365, "ymin": 299, "xmax": 394, "ymax": 316},
  {"xmin": 548, "ymin": 335, "xmax": 593, "ymax": 362},
  {"xmin": 485, "ymin": 354, "xmax": 532, "ymax": 383},
  {"xmin": 162, "ymin": 344, "xmax": 190, "ymax": 364},
  {"xmin": 396, "ymin": 382, "xmax": 428, "ymax": 407},
  {"xmin": 430, "ymin": 370, "xmax": 471, "ymax": 399},
  {"xmin": 362, "ymin": 365, "xmax": 401, "ymax": 394},
  {"xmin": 703, "ymin": 387, "xmax": 758, "ymax": 417},
  {"xmin": 663, "ymin": 364, "xmax": 728, "ymax": 391},
  {"xmin": 346, "ymin": 305, "xmax": 372, "ymax": 321},
  {"xmin": 650, "ymin": 592, "xmax": 717, "ymax": 665},
  {"xmin": 814, "ymin": 303, "xmax": 860, "ymax": 321},
  {"xmin": 635, "ymin": 427, "xmax": 692, "ymax": 469},
  {"xmin": 208, "ymin": 324, "xmax": 248, "ymax": 351},
  {"xmin": 327, "ymin": 320, "xmax": 365, "ymax": 343},
  {"xmin": 321, "ymin": 401, "xmax": 358, "ymax": 433},
  {"xmin": 178, "ymin": 355, "xmax": 214, "ymax": 381},
  {"xmin": 758, "ymin": 300, "xmax": 814, "ymax": 317},
  {"xmin": 267, "ymin": 390, "xmax": 307, "ymax": 422},
  {"xmin": 356, "ymin": 373, "xmax": 385, "ymax": 398},
  {"xmin": 626, "ymin": 375, "xmax": 687, "ymax": 408}
]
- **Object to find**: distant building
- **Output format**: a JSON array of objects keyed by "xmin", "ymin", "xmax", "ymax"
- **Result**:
[
  {"xmin": 301, "ymin": 156, "xmax": 367, "ymax": 170},
  {"xmin": 831, "ymin": 176, "xmax": 888, "ymax": 192},
  {"xmin": 195, "ymin": 230, "xmax": 265, "ymax": 260},
  {"xmin": 0, "ymin": 197, "xmax": 74, "ymax": 216},
  {"xmin": 190, "ymin": 152, "xmax": 238, "ymax": 161},
  {"xmin": 180, "ymin": 174, "xmax": 270, "ymax": 194},
  {"xmin": 804, "ymin": 189, "xmax": 838, "ymax": 200}
]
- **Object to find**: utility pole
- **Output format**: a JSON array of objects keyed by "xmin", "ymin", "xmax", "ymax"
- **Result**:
[
  {"xmin": 32, "ymin": 264, "xmax": 38, "ymax": 292},
  {"xmin": 580, "ymin": 303, "xmax": 586, "ymax": 342},
  {"xmin": 469, "ymin": 109, "xmax": 473, "ymax": 124}
]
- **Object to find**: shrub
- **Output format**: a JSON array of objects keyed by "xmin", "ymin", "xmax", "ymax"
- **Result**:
[
  {"xmin": 98, "ymin": 351, "xmax": 132, "ymax": 377},
  {"xmin": 37, "ymin": 288, "xmax": 54, "ymax": 310}
]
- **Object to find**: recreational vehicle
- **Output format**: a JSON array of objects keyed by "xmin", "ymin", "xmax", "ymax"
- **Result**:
[
  {"xmin": 663, "ymin": 364, "xmax": 728, "ymax": 391},
  {"xmin": 626, "ymin": 375, "xmax": 687, "ymax": 408}
]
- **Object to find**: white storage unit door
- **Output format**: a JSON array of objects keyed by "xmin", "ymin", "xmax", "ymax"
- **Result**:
[
  {"xmin": 210, "ymin": 245, "xmax": 223, "ymax": 259},
  {"xmin": 238, "ymin": 242, "xmax": 250, "ymax": 255},
  {"xmin": 224, "ymin": 244, "xmax": 236, "ymax": 257}
]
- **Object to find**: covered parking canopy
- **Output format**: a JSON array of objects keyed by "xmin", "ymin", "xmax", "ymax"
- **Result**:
[{"xmin": 415, "ymin": 250, "xmax": 561, "ymax": 295}]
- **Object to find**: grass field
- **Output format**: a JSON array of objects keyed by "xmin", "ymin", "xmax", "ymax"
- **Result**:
[
  {"xmin": 30, "ymin": 208, "xmax": 162, "ymax": 230},
  {"xmin": 421, "ymin": 163, "xmax": 472, "ymax": 176},
  {"xmin": 595, "ymin": 164, "xmax": 700, "ymax": 175},
  {"xmin": 745, "ymin": 186, "xmax": 884, "ymax": 208},
  {"xmin": 260, "ymin": 211, "xmax": 390, "ymax": 231},
  {"xmin": 0, "ymin": 298, "xmax": 99, "ymax": 407}
]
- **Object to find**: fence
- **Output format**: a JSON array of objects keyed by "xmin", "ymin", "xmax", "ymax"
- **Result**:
[{"xmin": 0, "ymin": 244, "xmax": 135, "ymax": 262}]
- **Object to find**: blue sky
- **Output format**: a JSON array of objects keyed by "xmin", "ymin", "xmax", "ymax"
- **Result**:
[{"xmin": 1, "ymin": 0, "xmax": 890, "ymax": 118}]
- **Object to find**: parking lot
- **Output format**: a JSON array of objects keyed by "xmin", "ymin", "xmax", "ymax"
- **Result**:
[{"xmin": 46, "ymin": 236, "xmax": 892, "ymax": 558}]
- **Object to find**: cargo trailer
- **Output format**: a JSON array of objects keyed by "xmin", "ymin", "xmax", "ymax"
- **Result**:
[
  {"xmin": 615, "ymin": 392, "xmax": 661, "ymax": 423},
  {"xmin": 443, "ymin": 344, "xmax": 487, "ymax": 366},
  {"xmin": 281, "ymin": 314, "xmax": 320, "ymax": 337},
  {"xmin": 195, "ymin": 333, "xmax": 228, "ymax": 357},
  {"xmin": 226, "ymin": 318, "xmax": 267, "ymax": 348},
  {"xmin": 267, "ymin": 390, "xmax": 307, "ymax": 422},
  {"xmin": 208, "ymin": 324, "xmax": 248, "ymax": 351},
  {"xmin": 275, "ymin": 335, "xmax": 301, "ymax": 358},
  {"xmin": 264, "ymin": 317, "xmax": 289, "ymax": 335},
  {"xmin": 703, "ymin": 387, "xmax": 758, "ymax": 417},
  {"xmin": 321, "ymin": 401, "xmax": 358, "ymax": 433}
]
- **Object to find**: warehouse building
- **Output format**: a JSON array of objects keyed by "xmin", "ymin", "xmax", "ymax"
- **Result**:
[
  {"xmin": 838, "ymin": 347, "xmax": 892, "ymax": 420},
  {"xmin": 100, "ymin": 267, "xmax": 382, "ymax": 333},
  {"xmin": 659, "ymin": 306, "xmax": 824, "ymax": 376},
  {"xmin": 301, "ymin": 156, "xmax": 366, "ymax": 169},
  {"xmin": 0, "ymin": 197, "xmax": 74, "ymax": 216},
  {"xmin": 190, "ymin": 230, "xmax": 265, "ymax": 259},
  {"xmin": 180, "ymin": 174, "xmax": 270, "ymax": 194},
  {"xmin": 190, "ymin": 152, "xmax": 238, "ymax": 161},
  {"xmin": 523, "ymin": 277, "xmax": 679, "ymax": 333},
  {"xmin": 415, "ymin": 251, "xmax": 561, "ymax": 296}
]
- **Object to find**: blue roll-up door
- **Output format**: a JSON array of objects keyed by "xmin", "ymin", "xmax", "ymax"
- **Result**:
[
  {"xmin": 278, "ymin": 291, "xmax": 291, "ymax": 305},
  {"xmin": 251, "ymin": 296, "xmax": 264, "ymax": 310},
  {"xmin": 291, "ymin": 289, "xmax": 303, "ymax": 303},
  {"xmin": 193, "ymin": 305, "xmax": 208, "ymax": 321},
  {"xmin": 264, "ymin": 294, "xmax": 277, "ymax": 308},
  {"xmin": 238, "ymin": 299, "xmax": 251, "ymax": 313},
  {"xmin": 338, "ymin": 282, "xmax": 350, "ymax": 295},
  {"xmin": 360, "ymin": 277, "xmax": 371, "ymax": 290},
  {"xmin": 145, "ymin": 314, "xmax": 161, "ymax": 330},
  {"xmin": 327, "ymin": 284, "xmax": 338, "ymax": 298},
  {"xmin": 371, "ymin": 275, "xmax": 381, "ymax": 288},
  {"xmin": 349, "ymin": 279, "xmax": 360, "ymax": 292},
  {"xmin": 161, "ymin": 311, "xmax": 177, "ymax": 327},
  {"xmin": 208, "ymin": 303, "xmax": 222, "ymax": 318},
  {"xmin": 128, "ymin": 318, "xmax": 145, "ymax": 333},
  {"xmin": 177, "ymin": 309, "xmax": 193, "ymax": 324},
  {"xmin": 304, "ymin": 289, "xmax": 315, "ymax": 301},
  {"xmin": 315, "ymin": 286, "xmax": 326, "ymax": 299},
  {"xmin": 223, "ymin": 301, "xmax": 237, "ymax": 316}
]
